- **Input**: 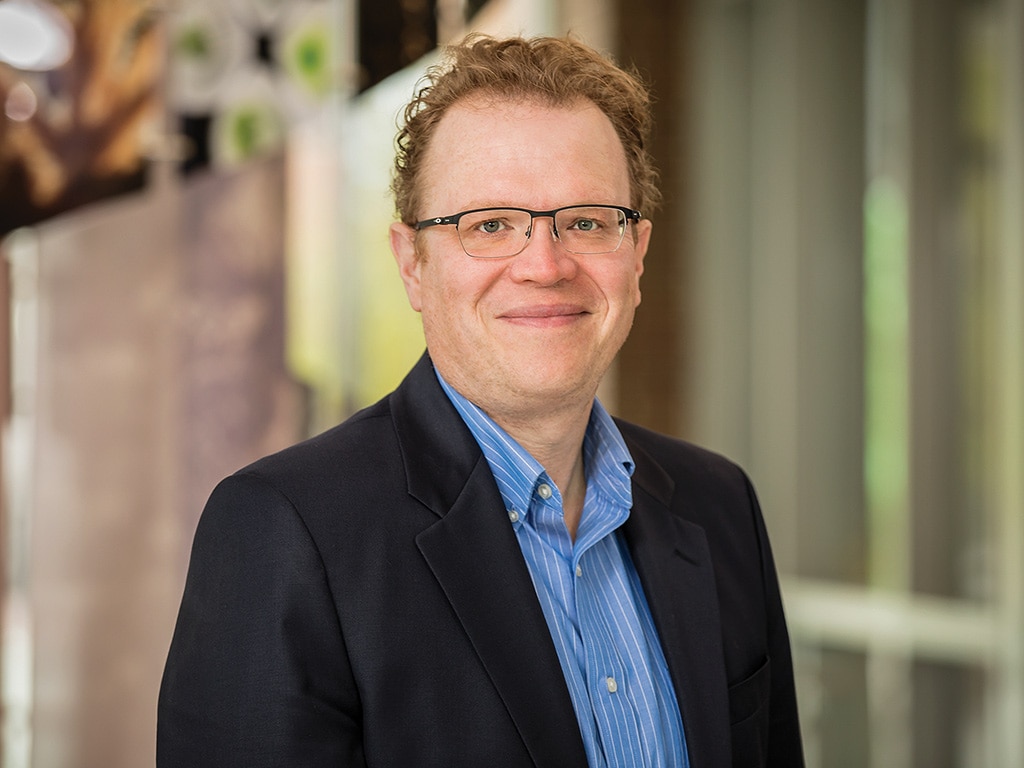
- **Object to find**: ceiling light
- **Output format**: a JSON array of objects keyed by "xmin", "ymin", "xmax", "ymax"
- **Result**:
[{"xmin": 0, "ymin": 0, "xmax": 73, "ymax": 72}]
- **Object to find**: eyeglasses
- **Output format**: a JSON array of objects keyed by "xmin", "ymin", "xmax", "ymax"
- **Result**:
[{"xmin": 414, "ymin": 204, "xmax": 642, "ymax": 259}]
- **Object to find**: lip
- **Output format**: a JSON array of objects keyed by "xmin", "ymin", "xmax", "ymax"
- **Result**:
[{"xmin": 497, "ymin": 304, "xmax": 590, "ymax": 327}]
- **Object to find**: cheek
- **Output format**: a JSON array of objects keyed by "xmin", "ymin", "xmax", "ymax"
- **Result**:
[
  {"xmin": 603, "ymin": 266, "xmax": 643, "ymax": 310},
  {"xmin": 418, "ymin": 262, "xmax": 488, "ymax": 325},
  {"xmin": 439, "ymin": 258, "xmax": 506, "ymax": 300}
]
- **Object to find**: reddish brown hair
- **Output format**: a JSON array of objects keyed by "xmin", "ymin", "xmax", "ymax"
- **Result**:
[{"xmin": 392, "ymin": 34, "xmax": 660, "ymax": 225}]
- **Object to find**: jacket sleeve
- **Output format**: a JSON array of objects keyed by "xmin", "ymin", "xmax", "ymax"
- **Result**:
[
  {"xmin": 746, "ymin": 473, "xmax": 805, "ymax": 768},
  {"xmin": 157, "ymin": 472, "xmax": 366, "ymax": 767}
]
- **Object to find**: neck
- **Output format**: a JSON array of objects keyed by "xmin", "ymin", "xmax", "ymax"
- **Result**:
[{"xmin": 487, "ymin": 398, "xmax": 592, "ymax": 540}]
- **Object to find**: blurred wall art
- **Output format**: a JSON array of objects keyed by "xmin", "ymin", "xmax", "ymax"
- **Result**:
[
  {"xmin": 0, "ymin": 0, "xmax": 162, "ymax": 236},
  {"xmin": 168, "ymin": 0, "xmax": 335, "ymax": 174}
]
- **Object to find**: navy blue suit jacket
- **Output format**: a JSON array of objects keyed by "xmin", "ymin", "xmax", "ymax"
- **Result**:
[{"xmin": 158, "ymin": 353, "xmax": 803, "ymax": 767}]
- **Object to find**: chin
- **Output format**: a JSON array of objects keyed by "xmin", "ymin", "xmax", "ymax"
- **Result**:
[{"xmin": 509, "ymin": 368, "xmax": 599, "ymax": 403}]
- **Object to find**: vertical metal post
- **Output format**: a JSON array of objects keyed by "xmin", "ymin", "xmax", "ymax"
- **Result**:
[
  {"xmin": 1, "ymin": 228, "xmax": 40, "ymax": 768},
  {"xmin": 994, "ymin": 1, "xmax": 1024, "ymax": 763},
  {"xmin": 864, "ymin": 0, "xmax": 914, "ymax": 765}
]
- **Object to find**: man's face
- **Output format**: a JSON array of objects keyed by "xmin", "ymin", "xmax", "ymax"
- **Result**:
[{"xmin": 390, "ymin": 95, "xmax": 651, "ymax": 420}]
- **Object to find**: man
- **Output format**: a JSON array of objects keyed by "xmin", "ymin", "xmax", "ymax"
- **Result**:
[{"xmin": 158, "ymin": 34, "xmax": 804, "ymax": 767}]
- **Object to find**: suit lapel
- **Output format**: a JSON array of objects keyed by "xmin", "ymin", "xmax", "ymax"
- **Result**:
[
  {"xmin": 392, "ymin": 355, "xmax": 588, "ymax": 768},
  {"xmin": 621, "ymin": 439, "xmax": 732, "ymax": 767}
]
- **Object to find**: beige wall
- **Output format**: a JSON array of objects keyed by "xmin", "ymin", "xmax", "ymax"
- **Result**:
[{"xmin": 3, "ymin": 156, "xmax": 302, "ymax": 767}]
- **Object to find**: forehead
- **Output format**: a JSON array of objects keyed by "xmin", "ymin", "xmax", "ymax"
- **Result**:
[{"xmin": 419, "ymin": 94, "xmax": 631, "ymax": 210}]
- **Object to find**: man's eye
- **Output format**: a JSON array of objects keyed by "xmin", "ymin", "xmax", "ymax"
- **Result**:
[
  {"xmin": 479, "ymin": 220, "xmax": 504, "ymax": 233},
  {"xmin": 570, "ymin": 218, "xmax": 600, "ymax": 232}
]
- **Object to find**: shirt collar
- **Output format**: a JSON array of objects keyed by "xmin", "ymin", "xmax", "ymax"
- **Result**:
[{"xmin": 436, "ymin": 370, "xmax": 634, "ymax": 522}]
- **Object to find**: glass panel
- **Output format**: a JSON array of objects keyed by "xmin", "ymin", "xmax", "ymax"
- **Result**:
[
  {"xmin": 912, "ymin": 661, "xmax": 986, "ymax": 768},
  {"xmin": 797, "ymin": 646, "xmax": 871, "ymax": 768}
]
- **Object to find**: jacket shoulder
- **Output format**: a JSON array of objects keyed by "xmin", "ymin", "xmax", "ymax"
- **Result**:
[
  {"xmin": 613, "ymin": 418, "xmax": 752, "ymax": 495},
  {"xmin": 234, "ymin": 396, "xmax": 401, "ymax": 502}
]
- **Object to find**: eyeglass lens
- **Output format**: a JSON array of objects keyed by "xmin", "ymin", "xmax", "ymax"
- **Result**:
[{"xmin": 457, "ymin": 206, "xmax": 627, "ymax": 258}]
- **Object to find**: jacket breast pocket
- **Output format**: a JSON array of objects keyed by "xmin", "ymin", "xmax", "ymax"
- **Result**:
[{"xmin": 728, "ymin": 657, "xmax": 771, "ymax": 768}]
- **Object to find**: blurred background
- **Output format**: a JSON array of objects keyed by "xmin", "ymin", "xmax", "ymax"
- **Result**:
[{"xmin": 0, "ymin": 0, "xmax": 1021, "ymax": 766}]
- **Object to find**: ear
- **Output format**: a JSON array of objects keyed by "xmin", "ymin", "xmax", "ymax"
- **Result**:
[
  {"xmin": 390, "ymin": 222, "xmax": 423, "ymax": 312},
  {"xmin": 631, "ymin": 218, "xmax": 652, "ymax": 305}
]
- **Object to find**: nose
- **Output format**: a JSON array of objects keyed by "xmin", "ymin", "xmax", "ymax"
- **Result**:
[
  {"xmin": 525, "ymin": 214, "xmax": 559, "ymax": 245},
  {"xmin": 510, "ymin": 216, "xmax": 577, "ymax": 284}
]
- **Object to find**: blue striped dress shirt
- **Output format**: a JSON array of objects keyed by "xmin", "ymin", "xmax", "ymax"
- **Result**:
[{"xmin": 438, "ymin": 374, "xmax": 689, "ymax": 768}]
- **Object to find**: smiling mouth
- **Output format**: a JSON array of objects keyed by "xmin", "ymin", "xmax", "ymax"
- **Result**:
[{"xmin": 499, "ymin": 305, "xmax": 590, "ymax": 325}]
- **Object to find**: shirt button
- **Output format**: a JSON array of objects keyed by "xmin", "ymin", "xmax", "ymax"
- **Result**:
[
  {"xmin": 575, "ymin": 565, "xmax": 583, "ymax": 577},
  {"xmin": 537, "ymin": 483, "xmax": 553, "ymax": 500},
  {"xmin": 605, "ymin": 676, "xmax": 618, "ymax": 694},
  {"xmin": 508, "ymin": 509, "xmax": 519, "ymax": 523}
]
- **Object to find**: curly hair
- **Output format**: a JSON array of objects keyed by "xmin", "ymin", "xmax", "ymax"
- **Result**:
[{"xmin": 391, "ymin": 34, "xmax": 661, "ymax": 225}]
